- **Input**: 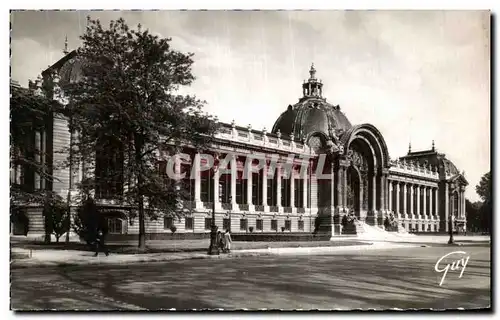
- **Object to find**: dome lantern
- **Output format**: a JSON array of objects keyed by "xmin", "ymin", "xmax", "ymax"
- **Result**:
[{"xmin": 302, "ymin": 63, "xmax": 323, "ymax": 98}]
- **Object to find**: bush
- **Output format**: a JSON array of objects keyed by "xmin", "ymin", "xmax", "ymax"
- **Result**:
[
  {"xmin": 10, "ymin": 207, "xmax": 29, "ymax": 235},
  {"xmin": 170, "ymin": 225, "xmax": 177, "ymax": 233},
  {"xmin": 249, "ymin": 226, "xmax": 254, "ymax": 233}
]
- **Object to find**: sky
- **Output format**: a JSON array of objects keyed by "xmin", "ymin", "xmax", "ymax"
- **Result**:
[{"xmin": 10, "ymin": 10, "xmax": 490, "ymax": 201}]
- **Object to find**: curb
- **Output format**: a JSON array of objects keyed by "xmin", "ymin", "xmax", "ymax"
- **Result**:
[{"xmin": 10, "ymin": 251, "xmax": 274, "ymax": 269}]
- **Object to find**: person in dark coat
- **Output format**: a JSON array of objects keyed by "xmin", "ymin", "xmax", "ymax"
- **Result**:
[
  {"xmin": 217, "ymin": 231, "xmax": 224, "ymax": 252},
  {"xmin": 94, "ymin": 217, "xmax": 109, "ymax": 257}
]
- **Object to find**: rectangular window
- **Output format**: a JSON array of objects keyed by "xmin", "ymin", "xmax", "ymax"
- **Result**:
[
  {"xmin": 95, "ymin": 142, "xmax": 124, "ymax": 199},
  {"xmin": 298, "ymin": 220, "xmax": 304, "ymax": 231},
  {"xmin": 185, "ymin": 217, "xmax": 194, "ymax": 230},
  {"xmin": 271, "ymin": 219, "xmax": 278, "ymax": 231},
  {"xmin": 236, "ymin": 171, "xmax": 247, "ymax": 204},
  {"xmin": 294, "ymin": 178, "xmax": 305, "ymax": 208},
  {"xmin": 181, "ymin": 163, "xmax": 195, "ymax": 202},
  {"xmin": 164, "ymin": 216, "xmax": 173, "ymax": 230},
  {"xmin": 223, "ymin": 218, "xmax": 231, "ymax": 232},
  {"xmin": 240, "ymin": 218, "xmax": 248, "ymax": 231},
  {"xmin": 267, "ymin": 176, "xmax": 278, "ymax": 206},
  {"xmin": 205, "ymin": 218, "xmax": 213, "ymax": 230},
  {"xmin": 201, "ymin": 170, "xmax": 214, "ymax": 203},
  {"xmin": 108, "ymin": 218, "xmax": 123, "ymax": 234},
  {"xmin": 256, "ymin": 219, "xmax": 263, "ymax": 231},
  {"xmin": 219, "ymin": 173, "xmax": 231, "ymax": 203},
  {"xmin": 285, "ymin": 219, "xmax": 291, "ymax": 231},
  {"xmin": 281, "ymin": 178, "xmax": 291, "ymax": 207},
  {"xmin": 252, "ymin": 171, "xmax": 263, "ymax": 205}
]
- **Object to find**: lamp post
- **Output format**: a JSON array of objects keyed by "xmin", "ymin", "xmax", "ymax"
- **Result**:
[
  {"xmin": 208, "ymin": 156, "xmax": 220, "ymax": 255},
  {"xmin": 448, "ymin": 210, "xmax": 454, "ymax": 244}
]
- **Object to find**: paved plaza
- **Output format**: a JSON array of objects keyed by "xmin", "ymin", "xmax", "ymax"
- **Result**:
[{"xmin": 10, "ymin": 243, "xmax": 490, "ymax": 310}]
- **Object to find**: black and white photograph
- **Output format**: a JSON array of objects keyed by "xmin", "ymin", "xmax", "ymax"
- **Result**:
[{"xmin": 8, "ymin": 8, "xmax": 491, "ymax": 311}]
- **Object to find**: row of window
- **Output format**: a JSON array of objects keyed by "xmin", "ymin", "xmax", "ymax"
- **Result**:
[
  {"xmin": 160, "ymin": 162, "xmax": 312, "ymax": 208},
  {"xmin": 164, "ymin": 217, "xmax": 305, "ymax": 231},
  {"xmin": 200, "ymin": 174, "xmax": 310, "ymax": 208}
]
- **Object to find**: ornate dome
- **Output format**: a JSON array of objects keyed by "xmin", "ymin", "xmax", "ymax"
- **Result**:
[
  {"xmin": 440, "ymin": 157, "xmax": 460, "ymax": 176},
  {"xmin": 271, "ymin": 64, "xmax": 352, "ymax": 142}
]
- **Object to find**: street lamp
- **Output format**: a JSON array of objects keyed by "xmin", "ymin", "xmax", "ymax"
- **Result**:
[
  {"xmin": 208, "ymin": 156, "xmax": 220, "ymax": 255},
  {"xmin": 448, "ymin": 210, "xmax": 455, "ymax": 244}
]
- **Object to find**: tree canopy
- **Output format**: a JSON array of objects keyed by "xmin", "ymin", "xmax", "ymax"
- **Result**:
[
  {"xmin": 474, "ymin": 171, "xmax": 491, "ymax": 233},
  {"xmin": 10, "ymin": 82, "xmax": 59, "ymax": 204},
  {"xmin": 475, "ymin": 171, "xmax": 491, "ymax": 204},
  {"xmin": 64, "ymin": 17, "xmax": 219, "ymax": 248}
]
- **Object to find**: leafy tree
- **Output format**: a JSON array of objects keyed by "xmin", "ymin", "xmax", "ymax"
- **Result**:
[
  {"xmin": 466, "ymin": 199, "xmax": 483, "ymax": 232},
  {"xmin": 64, "ymin": 17, "xmax": 218, "ymax": 248},
  {"xmin": 41, "ymin": 192, "xmax": 70, "ymax": 243},
  {"xmin": 476, "ymin": 171, "xmax": 491, "ymax": 203},
  {"xmin": 10, "ymin": 82, "xmax": 56, "ymax": 204},
  {"xmin": 10, "ymin": 81, "xmax": 63, "ymax": 243},
  {"xmin": 475, "ymin": 172, "xmax": 491, "ymax": 233}
]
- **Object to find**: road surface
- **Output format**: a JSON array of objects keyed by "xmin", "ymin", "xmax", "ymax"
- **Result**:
[{"xmin": 11, "ymin": 244, "xmax": 490, "ymax": 310}]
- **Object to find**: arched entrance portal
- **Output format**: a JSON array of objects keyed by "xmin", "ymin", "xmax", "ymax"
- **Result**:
[
  {"xmin": 342, "ymin": 123, "xmax": 390, "ymax": 225},
  {"xmin": 346, "ymin": 166, "xmax": 361, "ymax": 217}
]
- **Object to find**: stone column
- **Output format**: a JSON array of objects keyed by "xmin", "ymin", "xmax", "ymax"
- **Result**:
[
  {"xmin": 262, "ymin": 162, "xmax": 268, "ymax": 212},
  {"xmin": 193, "ymin": 153, "xmax": 202, "ymax": 209},
  {"xmin": 246, "ymin": 157, "xmax": 253, "ymax": 207},
  {"xmin": 302, "ymin": 167, "xmax": 308, "ymax": 209},
  {"xmin": 395, "ymin": 181, "xmax": 400, "ymax": 218},
  {"xmin": 461, "ymin": 190, "xmax": 466, "ymax": 219},
  {"xmin": 213, "ymin": 166, "xmax": 220, "ymax": 210},
  {"xmin": 34, "ymin": 131, "xmax": 41, "ymax": 189},
  {"xmin": 402, "ymin": 182, "xmax": 407, "ymax": 219},
  {"xmin": 290, "ymin": 169, "xmax": 295, "ymax": 209},
  {"xmin": 336, "ymin": 165, "xmax": 342, "ymax": 209},
  {"xmin": 332, "ymin": 163, "xmax": 341, "ymax": 235},
  {"xmin": 342, "ymin": 163, "xmax": 348, "ymax": 212},
  {"xmin": 330, "ymin": 163, "xmax": 335, "ymax": 210},
  {"xmin": 379, "ymin": 173, "xmax": 386, "ymax": 212},
  {"xmin": 230, "ymin": 156, "xmax": 237, "ymax": 206},
  {"xmin": 423, "ymin": 186, "xmax": 427, "ymax": 219},
  {"xmin": 193, "ymin": 154, "xmax": 200, "ymax": 199},
  {"xmin": 434, "ymin": 187, "xmax": 438, "ymax": 219},
  {"xmin": 444, "ymin": 183, "xmax": 449, "ymax": 232},
  {"xmin": 388, "ymin": 180, "xmax": 393, "ymax": 213},
  {"xmin": 372, "ymin": 174, "xmax": 377, "ymax": 212},
  {"xmin": 416, "ymin": 185, "xmax": 421, "ymax": 219},
  {"xmin": 276, "ymin": 164, "xmax": 282, "ymax": 212},
  {"xmin": 408, "ymin": 184, "xmax": 415, "ymax": 219},
  {"xmin": 371, "ymin": 174, "xmax": 378, "ymax": 226}
]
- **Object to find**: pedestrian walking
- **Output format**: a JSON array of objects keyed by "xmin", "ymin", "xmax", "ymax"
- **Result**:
[
  {"xmin": 223, "ymin": 229, "xmax": 232, "ymax": 253},
  {"xmin": 216, "ymin": 231, "xmax": 223, "ymax": 253},
  {"xmin": 94, "ymin": 218, "xmax": 109, "ymax": 257}
]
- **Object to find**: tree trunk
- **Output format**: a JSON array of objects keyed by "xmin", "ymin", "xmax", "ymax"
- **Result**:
[
  {"xmin": 44, "ymin": 209, "xmax": 51, "ymax": 244},
  {"xmin": 135, "ymin": 133, "xmax": 146, "ymax": 249},
  {"xmin": 138, "ymin": 194, "xmax": 146, "ymax": 249}
]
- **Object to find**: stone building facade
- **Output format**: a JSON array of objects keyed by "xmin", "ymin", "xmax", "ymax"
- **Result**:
[{"xmin": 11, "ymin": 53, "xmax": 468, "ymax": 238}]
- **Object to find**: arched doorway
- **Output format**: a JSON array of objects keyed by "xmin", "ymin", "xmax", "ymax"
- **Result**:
[
  {"xmin": 341, "ymin": 124, "xmax": 390, "ymax": 226},
  {"xmin": 347, "ymin": 140, "xmax": 375, "ymax": 217},
  {"xmin": 346, "ymin": 166, "xmax": 361, "ymax": 217}
]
